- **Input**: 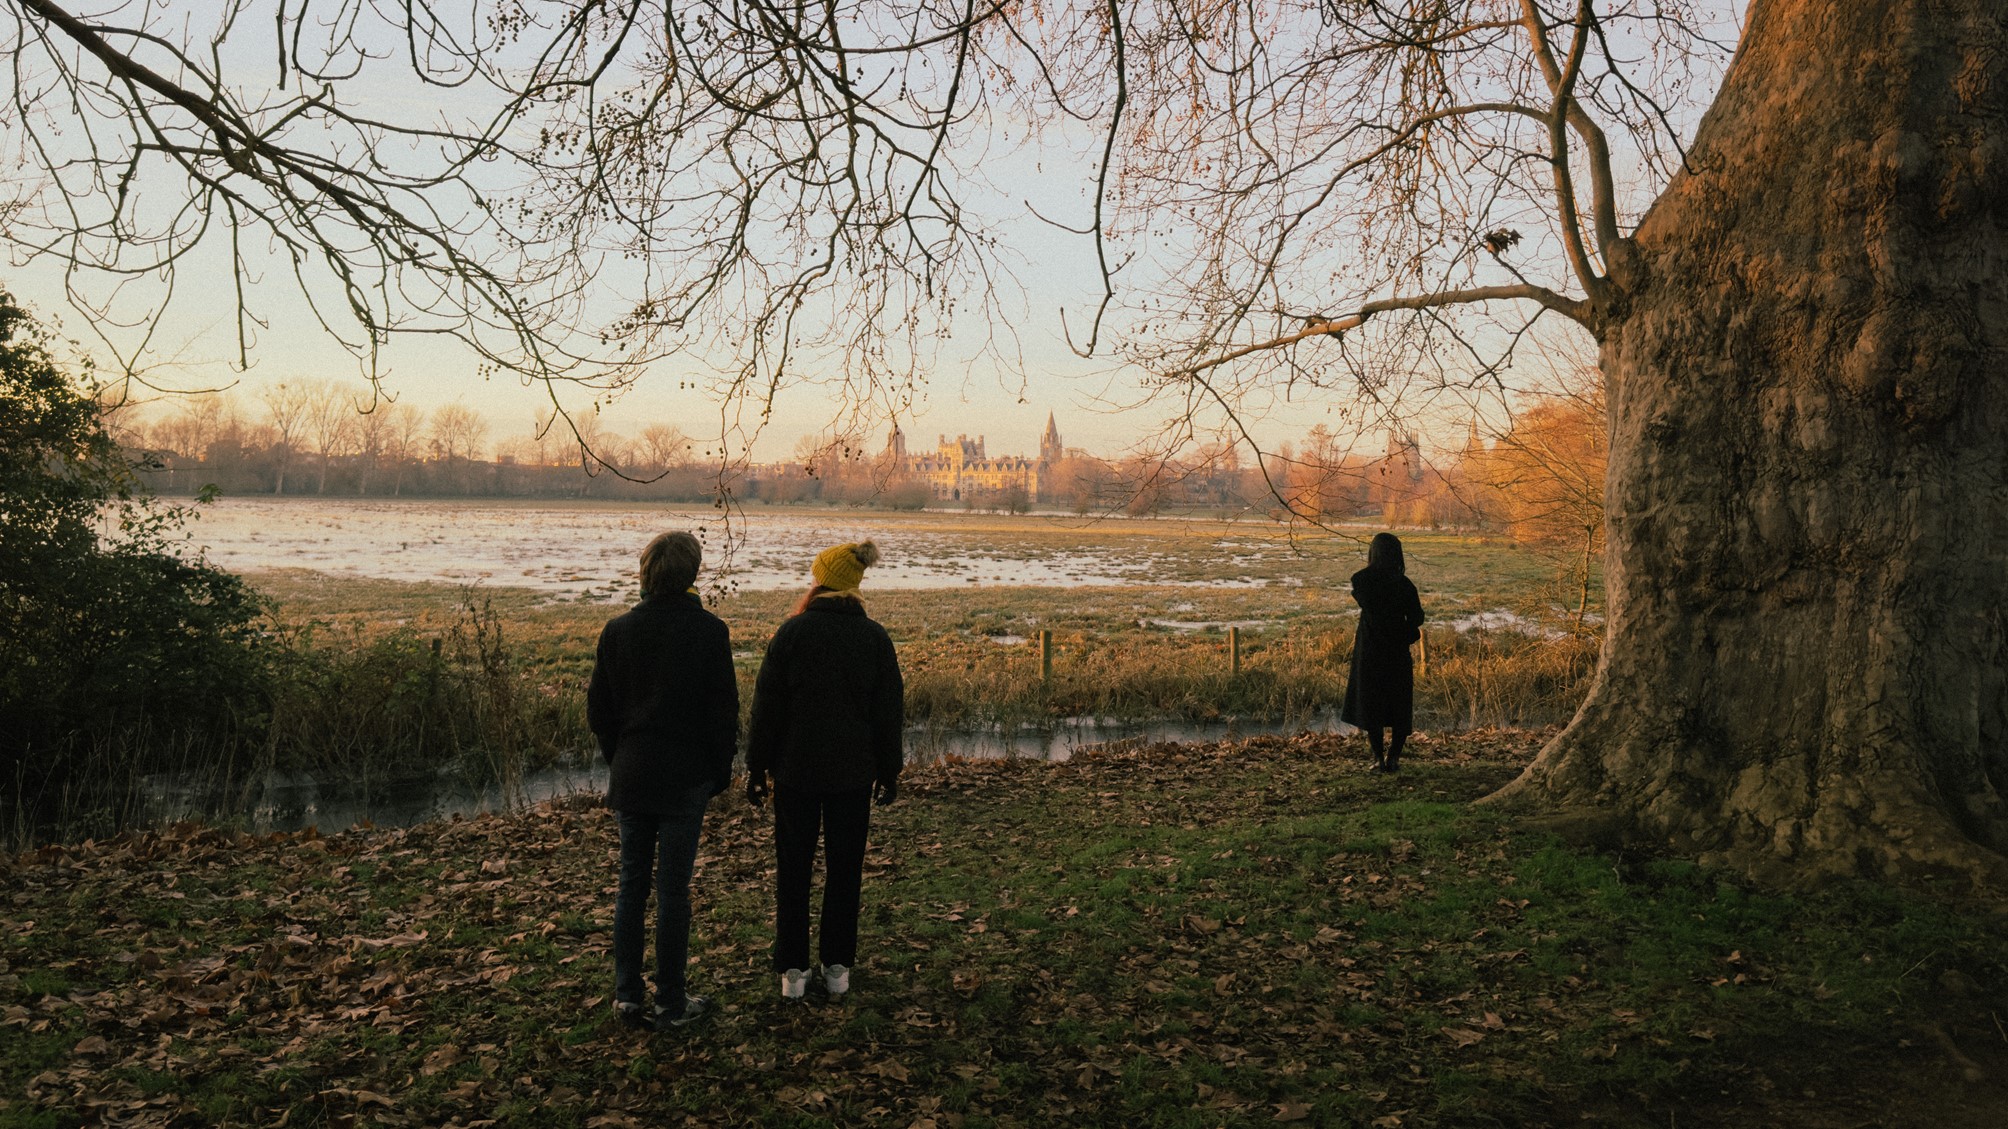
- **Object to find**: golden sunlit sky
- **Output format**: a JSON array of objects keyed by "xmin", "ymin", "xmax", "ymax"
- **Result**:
[{"xmin": 2, "ymin": 2, "xmax": 1736, "ymax": 464}]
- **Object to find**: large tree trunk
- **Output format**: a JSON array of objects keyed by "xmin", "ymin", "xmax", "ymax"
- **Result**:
[{"xmin": 1490, "ymin": 0, "xmax": 2008, "ymax": 886}]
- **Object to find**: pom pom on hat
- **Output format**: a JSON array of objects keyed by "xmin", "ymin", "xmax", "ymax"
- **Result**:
[{"xmin": 813, "ymin": 540, "xmax": 879, "ymax": 591}]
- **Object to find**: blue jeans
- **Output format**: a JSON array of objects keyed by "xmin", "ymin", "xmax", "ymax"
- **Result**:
[{"xmin": 613, "ymin": 783, "xmax": 711, "ymax": 1011}]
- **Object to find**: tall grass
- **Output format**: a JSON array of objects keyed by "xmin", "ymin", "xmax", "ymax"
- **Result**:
[
  {"xmin": 2, "ymin": 596, "xmax": 586, "ymax": 849},
  {"xmin": 1418, "ymin": 626, "xmax": 1600, "ymax": 729},
  {"xmin": 264, "ymin": 597, "xmax": 585, "ymax": 788},
  {"xmin": 9, "ymin": 586, "xmax": 1600, "ymax": 846},
  {"xmin": 898, "ymin": 621, "xmax": 1597, "ymax": 733}
]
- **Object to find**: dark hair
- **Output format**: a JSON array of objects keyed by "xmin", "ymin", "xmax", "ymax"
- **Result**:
[
  {"xmin": 1366, "ymin": 532, "xmax": 1405, "ymax": 574},
  {"xmin": 640, "ymin": 531, "xmax": 702, "ymax": 596}
]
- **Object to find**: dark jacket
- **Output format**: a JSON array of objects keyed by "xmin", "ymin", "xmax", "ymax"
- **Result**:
[
  {"xmin": 587, "ymin": 591, "xmax": 739, "ymax": 813},
  {"xmin": 746, "ymin": 597, "xmax": 904, "ymax": 793},
  {"xmin": 1340, "ymin": 565, "xmax": 1425, "ymax": 731}
]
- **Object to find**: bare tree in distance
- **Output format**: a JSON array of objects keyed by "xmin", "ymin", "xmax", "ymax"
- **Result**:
[
  {"xmin": 257, "ymin": 382, "xmax": 310, "ymax": 495},
  {"xmin": 427, "ymin": 403, "xmax": 489, "ymax": 495},
  {"xmin": 352, "ymin": 402, "xmax": 392, "ymax": 495},
  {"xmin": 428, "ymin": 404, "xmax": 488, "ymax": 462},
  {"xmin": 383, "ymin": 403, "xmax": 428, "ymax": 497},
  {"xmin": 637, "ymin": 424, "xmax": 695, "ymax": 475},
  {"xmin": 302, "ymin": 381, "xmax": 358, "ymax": 495}
]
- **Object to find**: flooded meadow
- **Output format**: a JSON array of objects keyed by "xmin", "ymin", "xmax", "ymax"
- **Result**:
[
  {"xmin": 183, "ymin": 495, "xmax": 1597, "ymax": 602},
  {"xmin": 182, "ymin": 496, "xmax": 1382, "ymax": 597},
  {"xmin": 127, "ymin": 497, "xmax": 1602, "ymax": 834}
]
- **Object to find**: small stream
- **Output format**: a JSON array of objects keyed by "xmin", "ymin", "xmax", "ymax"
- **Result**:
[{"xmin": 140, "ymin": 713, "xmax": 1352, "ymax": 835}]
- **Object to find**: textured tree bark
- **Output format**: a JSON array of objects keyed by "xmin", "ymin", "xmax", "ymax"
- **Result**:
[{"xmin": 1489, "ymin": 0, "xmax": 2008, "ymax": 886}]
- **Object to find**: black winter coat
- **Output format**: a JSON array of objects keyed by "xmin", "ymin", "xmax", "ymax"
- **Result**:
[
  {"xmin": 1340, "ymin": 565, "xmax": 1425, "ymax": 731},
  {"xmin": 587, "ymin": 591, "xmax": 739, "ymax": 813},
  {"xmin": 747, "ymin": 597, "xmax": 904, "ymax": 793}
]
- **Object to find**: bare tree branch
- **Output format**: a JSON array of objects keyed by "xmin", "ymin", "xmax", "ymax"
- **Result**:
[{"xmin": 1172, "ymin": 283, "xmax": 1592, "ymax": 381}]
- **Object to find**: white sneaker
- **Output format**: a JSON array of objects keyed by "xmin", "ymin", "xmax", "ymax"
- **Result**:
[
  {"xmin": 780, "ymin": 968, "xmax": 810, "ymax": 1000},
  {"xmin": 822, "ymin": 964, "xmax": 850, "ymax": 997}
]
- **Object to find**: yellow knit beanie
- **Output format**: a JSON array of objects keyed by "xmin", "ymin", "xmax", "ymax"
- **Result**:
[{"xmin": 812, "ymin": 540, "xmax": 880, "ymax": 591}]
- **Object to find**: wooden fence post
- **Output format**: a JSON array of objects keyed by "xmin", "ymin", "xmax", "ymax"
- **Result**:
[
  {"xmin": 1418, "ymin": 628, "xmax": 1430, "ymax": 679},
  {"xmin": 1229, "ymin": 626, "xmax": 1242, "ymax": 675},
  {"xmin": 1039, "ymin": 629, "xmax": 1053, "ymax": 683}
]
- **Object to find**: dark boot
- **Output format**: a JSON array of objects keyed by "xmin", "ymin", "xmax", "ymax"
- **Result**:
[
  {"xmin": 1384, "ymin": 732, "xmax": 1407, "ymax": 773},
  {"xmin": 1366, "ymin": 729, "xmax": 1387, "ymax": 772}
]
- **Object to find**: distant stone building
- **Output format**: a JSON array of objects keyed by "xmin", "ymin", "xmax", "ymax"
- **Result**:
[{"xmin": 884, "ymin": 413, "xmax": 1065, "ymax": 501}]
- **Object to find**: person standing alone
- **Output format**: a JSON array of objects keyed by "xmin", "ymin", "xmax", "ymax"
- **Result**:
[
  {"xmin": 587, "ymin": 531, "xmax": 738, "ymax": 1029},
  {"xmin": 1341, "ymin": 532, "xmax": 1426, "ymax": 773},
  {"xmin": 746, "ymin": 540, "xmax": 904, "ymax": 1001}
]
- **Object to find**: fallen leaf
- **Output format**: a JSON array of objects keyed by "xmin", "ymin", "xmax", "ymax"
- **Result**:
[
  {"xmin": 422, "ymin": 1044, "xmax": 468, "ymax": 1075},
  {"xmin": 351, "ymin": 931, "xmax": 428, "ymax": 951},
  {"xmin": 869, "ymin": 1060, "xmax": 911, "ymax": 1083},
  {"xmin": 73, "ymin": 1035, "xmax": 110, "ymax": 1055},
  {"xmin": 1274, "ymin": 1101, "xmax": 1313, "ymax": 1121}
]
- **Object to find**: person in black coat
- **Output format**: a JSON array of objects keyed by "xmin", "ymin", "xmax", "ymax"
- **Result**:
[
  {"xmin": 586, "ymin": 531, "xmax": 738, "ymax": 1029},
  {"xmin": 745, "ymin": 539, "xmax": 904, "ymax": 1000},
  {"xmin": 1340, "ymin": 532, "xmax": 1426, "ymax": 772}
]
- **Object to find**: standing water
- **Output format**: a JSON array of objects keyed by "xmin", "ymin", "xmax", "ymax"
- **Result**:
[
  {"xmin": 179, "ymin": 496, "xmax": 1318, "ymax": 596},
  {"xmin": 142, "ymin": 714, "xmax": 1352, "ymax": 835}
]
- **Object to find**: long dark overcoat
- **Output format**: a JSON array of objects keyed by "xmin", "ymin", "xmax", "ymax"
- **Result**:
[{"xmin": 1340, "ymin": 565, "xmax": 1426, "ymax": 732}]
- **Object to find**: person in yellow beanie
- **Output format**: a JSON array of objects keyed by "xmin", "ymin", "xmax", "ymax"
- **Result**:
[
  {"xmin": 746, "ymin": 539, "xmax": 903, "ymax": 1000},
  {"xmin": 809, "ymin": 540, "xmax": 878, "ymax": 595}
]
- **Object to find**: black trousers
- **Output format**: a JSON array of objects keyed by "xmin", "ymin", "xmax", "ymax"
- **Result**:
[{"xmin": 772, "ymin": 785, "xmax": 872, "ymax": 972}]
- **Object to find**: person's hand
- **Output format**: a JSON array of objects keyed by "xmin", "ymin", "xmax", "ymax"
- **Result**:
[
  {"xmin": 873, "ymin": 777, "xmax": 898, "ymax": 806},
  {"xmin": 745, "ymin": 771, "xmax": 769, "ymax": 809}
]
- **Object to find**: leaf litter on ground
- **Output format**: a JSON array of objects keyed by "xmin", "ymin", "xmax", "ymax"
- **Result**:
[{"xmin": 3, "ymin": 728, "xmax": 2006, "ymax": 1128}]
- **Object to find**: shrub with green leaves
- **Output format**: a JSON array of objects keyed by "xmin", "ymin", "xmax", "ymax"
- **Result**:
[{"xmin": 0, "ymin": 291, "xmax": 269, "ymax": 832}]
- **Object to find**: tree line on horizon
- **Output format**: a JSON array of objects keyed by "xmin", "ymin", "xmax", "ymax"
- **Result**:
[{"xmin": 109, "ymin": 380, "xmax": 1604, "ymax": 553}]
